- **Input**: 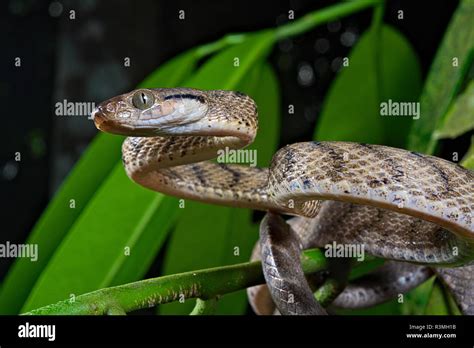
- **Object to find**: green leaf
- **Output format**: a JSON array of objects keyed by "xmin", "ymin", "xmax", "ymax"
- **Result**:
[
  {"xmin": 159, "ymin": 47, "xmax": 279, "ymax": 314},
  {"xmin": 405, "ymin": 1, "xmax": 474, "ymax": 313},
  {"xmin": 433, "ymin": 80, "xmax": 474, "ymax": 139},
  {"xmin": 138, "ymin": 50, "xmax": 198, "ymax": 88},
  {"xmin": 401, "ymin": 276, "xmax": 435, "ymax": 315},
  {"xmin": 10, "ymin": 49, "xmax": 199, "ymax": 313},
  {"xmin": 22, "ymin": 166, "xmax": 176, "ymax": 311},
  {"xmin": 461, "ymin": 136, "xmax": 474, "ymax": 169},
  {"xmin": 408, "ymin": 0, "xmax": 474, "ymax": 154},
  {"xmin": 0, "ymin": 132, "xmax": 122, "ymax": 314},
  {"xmin": 108, "ymin": 197, "xmax": 180, "ymax": 287},
  {"xmin": 315, "ymin": 25, "xmax": 422, "ymax": 148},
  {"xmin": 425, "ymin": 280, "xmax": 450, "ymax": 315},
  {"xmin": 348, "ymin": 258, "xmax": 384, "ymax": 281},
  {"xmin": 184, "ymin": 30, "xmax": 275, "ymax": 90}
]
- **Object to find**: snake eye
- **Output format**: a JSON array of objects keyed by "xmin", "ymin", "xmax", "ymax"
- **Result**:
[{"xmin": 132, "ymin": 90, "xmax": 155, "ymax": 110}]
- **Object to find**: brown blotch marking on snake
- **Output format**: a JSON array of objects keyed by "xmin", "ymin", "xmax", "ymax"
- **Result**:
[
  {"xmin": 409, "ymin": 151, "xmax": 457, "ymax": 200},
  {"xmin": 368, "ymin": 208, "xmax": 386, "ymax": 238},
  {"xmin": 368, "ymin": 177, "xmax": 390, "ymax": 189},
  {"xmin": 302, "ymin": 178, "xmax": 313, "ymax": 189},
  {"xmin": 190, "ymin": 164, "xmax": 207, "ymax": 186},
  {"xmin": 342, "ymin": 205, "xmax": 387, "ymax": 247},
  {"xmin": 357, "ymin": 143, "xmax": 405, "ymax": 182},
  {"xmin": 122, "ymin": 153, "xmax": 129, "ymax": 167},
  {"xmin": 316, "ymin": 142, "xmax": 348, "ymax": 183},
  {"xmin": 327, "ymin": 203, "xmax": 357, "ymax": 242},
  {"xmin": 160, "ymin": 137, "xmax": 177, "ymax": 161},
  {"xmin": 233, "ymin": 91, "xmax": 247, "ymax": 98},
  {"xmin": 218, "ymin": 163, "xmax": 241, "ymax": 188},
  {"xmin": 279, "ymin": 147, "xmax": 299, "ymax": 181}
]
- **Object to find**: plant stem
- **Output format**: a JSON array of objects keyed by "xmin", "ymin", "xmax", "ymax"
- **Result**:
[
  {"xmin": 275, "ymin": 0, "xmax": 382, "ymax": 40},
  {"xmin": 106, "ymin": 305, "xmax": 127, "ymax": 315},
  {"xmin": 24, "ymin": 249, "xmax": 327, "ymax": 315},
  {"xmin": 194, "ymin": 0, "xmax": 382, "ymax": 59},
  {"xmin": 190, "ymin": 298, "xmax": 218, "ymax": 315},
  {"xmin": 195, "ymin": 33, "xmax": 247, "ymax": 58}
]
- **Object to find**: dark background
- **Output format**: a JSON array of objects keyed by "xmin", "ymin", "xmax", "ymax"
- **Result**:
[{"xmin": 0, "ymin": 0, "xmax": 459, "ymax": 282}]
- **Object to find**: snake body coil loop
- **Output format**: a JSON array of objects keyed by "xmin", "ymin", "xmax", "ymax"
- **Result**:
[{"xmin": 93, "ymin": 88, "xmax": 474, "ymax": 315}]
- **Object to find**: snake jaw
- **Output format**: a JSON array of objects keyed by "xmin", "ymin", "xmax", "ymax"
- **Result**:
[
  {"xmin": 91, "ymin": 92, "xmax": 144, "ymax": 135},
  {"xmin": 92, "ymin": 103, "xmax": 140, "ymax": 136}
]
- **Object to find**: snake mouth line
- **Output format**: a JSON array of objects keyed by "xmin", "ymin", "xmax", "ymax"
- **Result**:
[
  {"xmin": 92, "ymin": 110, "xmax": 146, "ymax": 136},
  {"xmin": 93, "ymin": 108, "xmax": 179, "ymax": 137},
  {"xmin": 92, "ymin": 111, "xmax": 113, "ymax": 132},
  {"xmin": 92, "ymin": 112, "xmax": 129, "ymax": 136}
]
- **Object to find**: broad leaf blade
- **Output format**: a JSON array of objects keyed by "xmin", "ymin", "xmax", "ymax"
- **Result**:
[
  {"xmin": 22, "ymin": 165, "xmax": 168, "ymax": 311},
  {"xmin": 0, "ymin": 132, "xmax": 122, "ymax": 314},
  {"xmin": 407, "ymin": 0, "xmax": 474, "ymax": 314},
  {"xmin": 425, "ymin": 280, "xmax": 451, "ymax": 315},
  {"xmin": 401, "ymin": 276, "xmax": 436, "ymax": 315},
  {"xmin": 11, "ymin": 49, "xmax": 199, "ymax": 313},
  {"xmin": 138, "ymin": 50, "xmax": 198, "ymax": 89},
  {"xmin": 433, "ymin": 80, "xmax": 474, "ymax": 139},
  {"xmin": 184, "ymin": 31, "xmax": 275, "ymax": 90},
  {"xmin": 315, "ymin": 25, "xmax": 421, "ymax": 148},
  {"xmin": 408, "ymin": 0, "xmax": 474, "ymax": 153},
  {"xmin": 461, "ymin": 136, "xmax": 474, "ymax": 169}
]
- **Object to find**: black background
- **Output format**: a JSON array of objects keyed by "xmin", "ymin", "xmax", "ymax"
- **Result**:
[{"xmin": 1, "ymin": 314, "xmax": 473, "ymax": 345}]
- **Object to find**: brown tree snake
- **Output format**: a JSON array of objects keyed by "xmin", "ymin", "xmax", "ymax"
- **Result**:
[{"xmin": 92, "ymin": 88, "xmax": 474, "ymax": 315}]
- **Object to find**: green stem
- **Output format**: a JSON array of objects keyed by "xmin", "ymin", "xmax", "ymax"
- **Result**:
[
  {"xmin": 313, "ymin": 258, "xmax": 354, "ymax": 307},
  {"xmin": 315, "ymin": 278, "xmax": 344, "ymax": 307},
  {"xmin": 275, "ymin": 0, "xmax": 382, "ymax": 40},
  {"xmin": 190, "ymin": 298, "xmax": 218, "ymax": 315},
  {"xmin": 24, "ymin": 248, "xmax": 327, "ymax": 315},
  {"xmin": 106, "ymin": 305, "xmax": 127, "ymax": 315},
  {"xmin": 194, "ymin": 0, "xmax": 382, "ymax": 59},
  {"xmin": 195, "ymin": 33, "xmax": 247, "ymax": 58}
]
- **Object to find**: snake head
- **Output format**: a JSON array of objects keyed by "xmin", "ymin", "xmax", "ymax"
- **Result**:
[{"xmin": 92, "ymin": 88, "xmax": 209, "ymax": 136}]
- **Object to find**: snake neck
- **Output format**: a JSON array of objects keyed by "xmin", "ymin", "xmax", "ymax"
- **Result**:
[
  {"xmin": 122, "ymin": 134, "xmax": 289, "ymax": 212},
  {"xmin": 120, "ymin": 90, "xmax": 296, "ymax": 213}
]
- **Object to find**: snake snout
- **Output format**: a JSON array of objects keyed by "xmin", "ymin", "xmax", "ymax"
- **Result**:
[
  {"xmin": 92, "ymin": 99, "xmax": 158, "ymax": 137},
  {"xmin": 91, "ymin": 104, "xmax": 109, "ymax": 130},
  {"xmin": 91, "ymin": 102, "xmax": 126, "ymax": 135}
]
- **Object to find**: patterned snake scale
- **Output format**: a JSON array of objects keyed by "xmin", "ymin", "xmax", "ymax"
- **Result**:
[{"xmin": 92, "ymin": 88, "xmax": 474, "ymax": 315}]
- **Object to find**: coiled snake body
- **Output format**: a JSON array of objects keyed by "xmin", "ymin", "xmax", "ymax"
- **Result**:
[{"xmin": 93, "ymin": 88, "xmax": 474, "ymax": 315}]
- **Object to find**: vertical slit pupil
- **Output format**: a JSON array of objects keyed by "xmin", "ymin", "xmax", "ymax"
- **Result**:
[{"xmin": 141, "ymin": 93, "xmax": 147, "ymax": 104}]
